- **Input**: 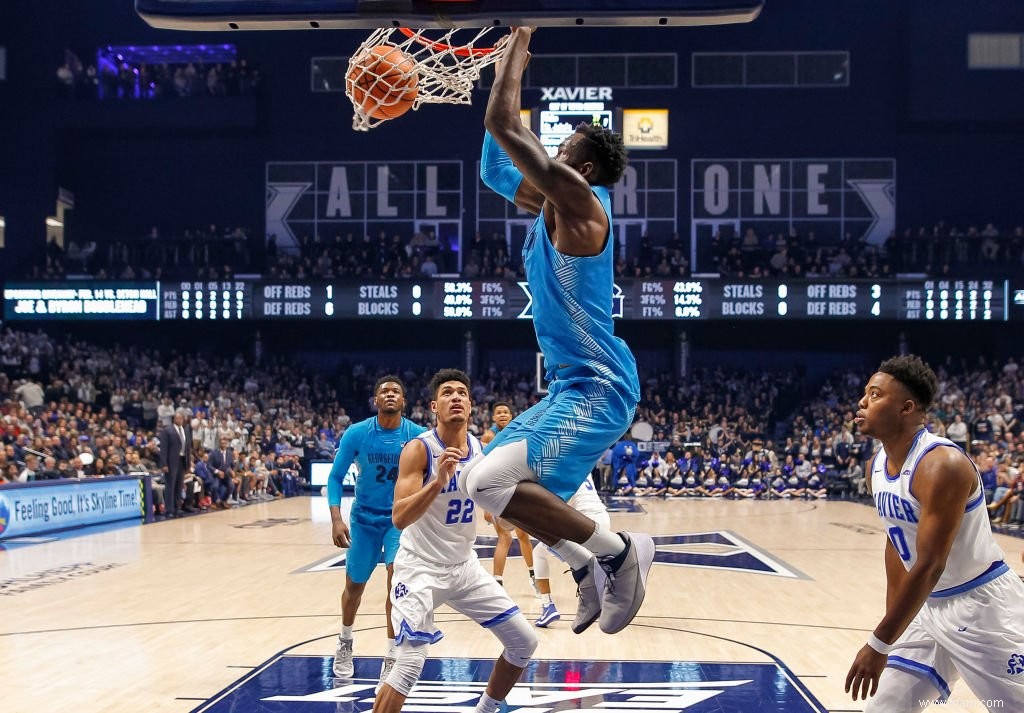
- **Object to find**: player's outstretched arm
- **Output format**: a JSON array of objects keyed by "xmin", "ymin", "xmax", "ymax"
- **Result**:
[{"xmin": 484, "ymin": 29, "xmax": 594, "ymax": 216}]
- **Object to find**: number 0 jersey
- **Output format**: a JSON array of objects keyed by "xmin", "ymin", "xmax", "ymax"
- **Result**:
[
  {"xmin": 870, "ymin": 429, "xmax": 1007, "ymax": 596},
  {"xmin": 398, "ymin": 430, "xmax": 483, "ymax": 565}
]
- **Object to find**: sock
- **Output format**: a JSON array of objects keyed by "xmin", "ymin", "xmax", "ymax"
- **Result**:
[
  {"xmin": 599, "ymin": 533, "xmax": 631, "ymax": 573},
  {"xmin": 476, "ymin": 693, "xmax": 501, "ymax": 713},
  {"xmin": 341, "ymin": 625, "xmax": 353, "ymax": 640},
  {"xmin": 494, "ymin": 575, "xmax": 504, "ymax": 585},
  {"xmin": 528, "ymin": 568, "xmax": 535, "ymax": 579},
  {"xmin": 541, "ymin": 593, "xmax": 553, "ymax": 604},
  {"xmin": 551, "ymin": 539, "xmax": 592, "ymax": 570},
  {"xmin": 582, "ymin": 523, "xmax": 626, "ymax": 559}
]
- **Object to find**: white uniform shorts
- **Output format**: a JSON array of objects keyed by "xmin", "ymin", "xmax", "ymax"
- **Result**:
[
  {"xmin": 390, "ymin": 547, "xmax": 521, "ymax": 644},
  {"xmin": 881, "ymin": 569, "xmax": 1024, "ymax": 704}
]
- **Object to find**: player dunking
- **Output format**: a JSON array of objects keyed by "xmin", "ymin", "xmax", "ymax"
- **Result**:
[
  {"xmin": 327, "ymin": 376, "xmax": 426, "ymax": 678},
  {"xmin": 482, "ymin": 402, "xmax": 537, "ymax": 591},
  {"xmin": 373, "ymin": 369, "xmax": 536, "ymax": 713},
  {"xmin": 845, "ymin": 355, "xmax": 1024, "ymax": 708},
  {"xmin": 467, "ymin": 26, "xmax": 654, "ymax": 636}
]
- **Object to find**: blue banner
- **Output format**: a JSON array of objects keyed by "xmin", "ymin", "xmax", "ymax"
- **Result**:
[{"xmin": 0, "ymin": 477, "xmax": 144, "ymax": 539}]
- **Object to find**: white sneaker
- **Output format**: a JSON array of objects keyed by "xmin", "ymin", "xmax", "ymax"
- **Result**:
[{"xmin": 333, "ymin": 636, "xmax": 354, "ymax": 678}]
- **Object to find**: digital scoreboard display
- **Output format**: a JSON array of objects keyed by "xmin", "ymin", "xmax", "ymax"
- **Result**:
[
  {"xmin": 3, "ymin": 283, "xmax": 160, "ymax": 320},
  {"xmin": 538, "ymin": 103, "xmax": 613, "ymax": 157},
  {"xmin": 3, "ymin": 279, "xmax": 1015, "ymax": 322}
]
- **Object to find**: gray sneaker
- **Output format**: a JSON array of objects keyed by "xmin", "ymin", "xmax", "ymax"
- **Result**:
[
  {"xmin": 570, "ymin": 557, "xmax": 605, "ymax": 634},
  {"xmin": 375, "ymin": 656, "xmax": 396, "ymax": 694},
  {"xmin": 333, "ymin": 636, "xmax": 354, "ymax": 678},
  {"xmin": 597, "ymin": 532, "xmax": 655, "ymax": 634}
]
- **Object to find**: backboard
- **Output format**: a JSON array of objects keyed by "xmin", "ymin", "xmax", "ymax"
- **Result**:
[{"xmin": 135, "ymin": 0, "xmax": 764, "ymax": 31}]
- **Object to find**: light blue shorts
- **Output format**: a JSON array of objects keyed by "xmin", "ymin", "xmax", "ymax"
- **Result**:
[
  {"xmin": 346, "ymin": 506, "xmax": 400, "ymax": 583},
  {"xmin": 486, "ymin": 378, "xmax": 636, "ymax": 501}
]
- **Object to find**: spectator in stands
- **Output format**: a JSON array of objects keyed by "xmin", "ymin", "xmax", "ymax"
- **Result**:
[
  {"xmin": 420, "ymin": 254, "xmax": 439, "ymax": 277},
  {"xmin": 946, "ymin": 413, "xmax": 969, "ymax": 452},
  {"xmin": 209, "ymin": 436, "xmax": 241, "ymax": 505},
  {"xmin": 17, "ymin": 454, "xmax": 40, "ymax": 482},
  {"xmin": 15, "ymin": 379, "xmax": 45, "ymax": 416},
  {"xmin": 194, "ymin": 450, "xmax": 221, "ymax": 509},
  {"xmin": 988, "ymin": 463, "xmax": 1014, "ymax": 520},
  {"xmin": 157, "ymin": 396, "xmax": 175, "ymax": 428},
  {"xmin": 40, "ymin": 455, "xmax": 62, "ymax": 480},
  {"xmin": 844, "ymin": 457, "xmax": 866, "ymax": 498}
]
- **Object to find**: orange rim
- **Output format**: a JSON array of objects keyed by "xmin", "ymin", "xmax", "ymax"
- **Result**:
[{"xmin": 397, "ymin": 27, "xmax": 498, "ymax": 58}]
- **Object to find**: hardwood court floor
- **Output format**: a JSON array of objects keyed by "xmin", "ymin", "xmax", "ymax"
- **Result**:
[{"xmin": 1, "ymin": 495, "xmax": 1022, "ymax": 713}]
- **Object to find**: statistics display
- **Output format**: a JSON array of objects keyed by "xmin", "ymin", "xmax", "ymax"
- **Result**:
[
  {"xmin": 3, "ymin": 278, "xmax": 1015, "ymax": 321},
  {"xmin": 3, "ymin": 283, "xmax": 160, "ymax": 320}
]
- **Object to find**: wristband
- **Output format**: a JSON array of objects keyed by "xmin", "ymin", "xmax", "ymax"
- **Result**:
[{"xmin": 866, "ymin": 633, "xmax": 894, "ymax": 655}]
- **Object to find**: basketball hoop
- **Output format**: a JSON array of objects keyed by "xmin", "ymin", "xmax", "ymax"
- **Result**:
[{"xmin": 346, "ymin": 25, "xmax": 509, "ymax": 130}]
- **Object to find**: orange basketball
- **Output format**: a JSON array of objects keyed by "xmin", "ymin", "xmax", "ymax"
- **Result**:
[{"xmin": 347, "ymin": 45, "xmax": 419, "ymax": 121}]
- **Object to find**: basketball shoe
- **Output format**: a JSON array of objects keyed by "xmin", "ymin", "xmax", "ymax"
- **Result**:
[
  {"xmin": 597, "ymin": 532, "xmax": 655, "ymax": 634},
  {"xmin": 536, "ymin": 601, "xmax": 560, "ymax": 628},
  {"xmin": 570, "ymin": 557, "xmax": 604, "ymax": 633},
  {"xmin": 333, "ymin": 636, "xmax": 354, "ymax": 678}
]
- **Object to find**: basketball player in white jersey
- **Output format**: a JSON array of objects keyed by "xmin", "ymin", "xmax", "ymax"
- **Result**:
[
  {"xmin": 373, "ymin": 369, "xmax": 537, "ymax": 713},
  {"xmin": 845, "ymin": 355, "xmax": 1024, "ymax": 708},
  {"xmin": 533, "ymin": 474, "xmax": 609, "ymax": 627}
]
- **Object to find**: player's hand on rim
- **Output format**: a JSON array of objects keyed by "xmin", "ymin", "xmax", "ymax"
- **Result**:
[{"xmin": 844, "ymin": 644, "xmax": 886, "ymax": 701}]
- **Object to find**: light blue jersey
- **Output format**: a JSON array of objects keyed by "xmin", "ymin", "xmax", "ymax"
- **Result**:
[
  {"xmin": 488, "ymin": 188, "xmax": 640, "ymax": 499},
  {"xmin": 525, "ymin": 187, "xmax": 640, "ymax": 400},
  {"xmin": 327, "ymin": 416, "xmax": 427, "ymax": 514}
]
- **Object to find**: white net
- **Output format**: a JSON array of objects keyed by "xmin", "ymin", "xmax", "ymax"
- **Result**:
[{"xmin": 346, "ymin": 26, "xmax": 509, "ymax": 131}]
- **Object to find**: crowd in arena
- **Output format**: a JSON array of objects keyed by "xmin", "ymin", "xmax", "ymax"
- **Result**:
[
  {"xmin": 34, "ymin": 226, "xmax": 257, "ymax": 282},
  {"xmin": 597, "ymin": 356, "xmax": 1024, "ymax": 536},
  {"xmin": 30, "ymin": 217, "xmax": 1024, "ymax": 284},
  {"xmin": 57, "ymin": 49, "xmax": 262, "ymax": 101},
  {"xmin": 711, "ymin": 222, "xmax": 1024, "ymax": 280},
  {"xmin": 1, "ymin": 326, "xmax": 1021, "ymax": 532}
]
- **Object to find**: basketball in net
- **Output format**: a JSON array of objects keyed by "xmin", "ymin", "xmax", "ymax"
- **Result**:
[
  {"xmin": 346, "ymin": 26, "xmax": 508, "ymax": 130},
  {"xmin": 346, "ymin": 45, "xmax": 419, "ymax": 121}
]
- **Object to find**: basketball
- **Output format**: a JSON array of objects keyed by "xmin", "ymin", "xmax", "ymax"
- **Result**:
[{"xmin": 347, "ymin": 45, "xmax": 419, "ymax": 120}]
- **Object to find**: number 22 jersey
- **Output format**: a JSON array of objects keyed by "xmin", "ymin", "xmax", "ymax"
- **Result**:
[{"xmin": 399, "ymin": 430, "xmax": 483, "ymax": 565}]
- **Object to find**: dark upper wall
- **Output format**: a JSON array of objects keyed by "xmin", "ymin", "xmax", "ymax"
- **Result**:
[{"xmin": 3, "ymin": 0, "xmax": 1024, "ymax": 270}]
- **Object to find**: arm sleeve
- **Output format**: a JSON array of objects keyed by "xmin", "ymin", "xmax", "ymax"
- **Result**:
[
  {"xmin": 480, "ymin": 130, "xmax": 524, "ymax": 204},
  {"xmin": 327, "ymin": 425, "xmax": 359, "ymax": 508}
]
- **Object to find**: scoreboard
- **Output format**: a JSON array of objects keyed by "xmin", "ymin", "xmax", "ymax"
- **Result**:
[{"xmin": 3, "ymin": 278, "xmax": 1016, "ymax": 322}]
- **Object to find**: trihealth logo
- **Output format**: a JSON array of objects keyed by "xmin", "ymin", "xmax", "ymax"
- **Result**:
[{"xmin": 0, "ymin": 496, "xmax": 9, "ymax": 535}]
